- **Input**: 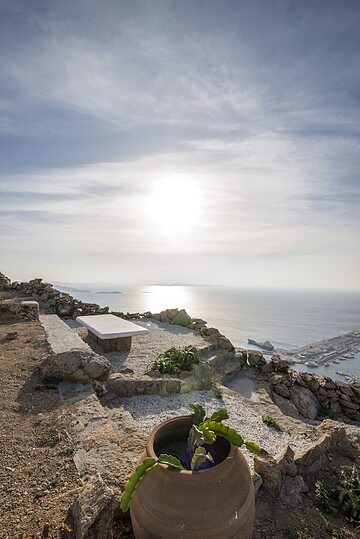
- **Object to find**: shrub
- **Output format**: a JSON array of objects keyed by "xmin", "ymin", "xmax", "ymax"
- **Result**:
[
  {"xmin": 148, "ymin": 345, "xmax": 199, "ymax": 375},
  {"xmin": 262, "ymin": 415, "xmax": 282, "ymax": 431},
  {"xmin": 314, "ymin": 480, "xmax": 331, "ymax": 512},
  {"xmin": 337, "ymin": 465, "xmax": 360, "ymax": 523}
]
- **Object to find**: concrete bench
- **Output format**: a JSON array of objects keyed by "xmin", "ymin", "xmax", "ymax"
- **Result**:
[{"xmin": 76, "ymin": 314, "xmax": 149, "ymax": 352}]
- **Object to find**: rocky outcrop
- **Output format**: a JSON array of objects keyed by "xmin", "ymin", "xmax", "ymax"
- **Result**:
[
  {"xmin": 70, "ymin": 476, "xmax": 118, "ymax": 539},
  {"xmin": 254, "ymin": 420, "xmax": 356, "ymax": 506},
  {"xmin": 41, "ymin": 349, "xmax": 111, "ymax": 384}
]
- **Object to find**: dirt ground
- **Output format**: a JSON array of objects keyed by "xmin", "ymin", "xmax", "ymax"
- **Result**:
[{"xmin": 0, "ymin": 312, "xmax": 81, "ymax": 539}]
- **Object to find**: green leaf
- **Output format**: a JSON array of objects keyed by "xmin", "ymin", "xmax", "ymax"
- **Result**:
[
  {"xmin": 120, "ymin": 457, "xmax": 157, "ymax": 512},
  {"xmin": 158, "ymin": 454, "xmax": 185, "ymax": 470},
  {"xmin": 210, "ymin": 408, "xmax": 229, "ymax": 422},
  {"xmin": 200, "ymin": 421, "xmax": 245, "ymax": 447},
  {"xmin": 189, "ymin": 403, "xmax": 206, "ymax": 425},
  {"xmin": 192, "ymin": 425, "xmax": 206, "ymax": 446},
  {"xmin": 191, "ymin": 446, "xmax": 214, "ymax": 471},
  {"xmin": 245, "ymin": 441, "xmax": 261, "ymax": 454},
  {"xmin": 197, "ymin": 424, "xmax": 217, "ymax": 444}
]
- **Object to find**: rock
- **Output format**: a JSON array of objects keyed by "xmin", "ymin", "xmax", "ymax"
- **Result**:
[
  {"xmin": 279, "ymin": 475, "xmax": 308, "ymax": 508},
  {"xmin": 271, "ymin": 355, "xmax": 290, "ymax": 373},
  {"xmin": 260, "ymin": 360, "xmax": 275, "ymax": 374},
  {"xmin": 275, "ymin": 446, "xmax": 297, "ymax": 477},
  {"xmin": 247, "ymin": 351, "xmax": 266, "ymax": 369},
  {"xmin": 252, "ymin": 472, "xmax": 263, "ymax": 494},
  {"xmin": 295, "ymin": 421, "xmax": 353, "ymax": 475},
  {"xmin": 4, "ymin": 331, "xmax": 19, "ymax": 341},
  {"xmin": 299, "ymin": 372, "xmax": 320, "ymax": 393},
  {"xmin": 70, "ymin": 476, "xmax": 118, "ymax": 539},
  {"xmin": 159, "ymin": 312, "xmax": 170, "ymax": 323},
  {"xmin": 329, "ymin": 400, "xmax": 342, "ymax": 413},
  {"xmin": 288, "ymin": 385, "xmax": 319, "ymax": 420},
  {"xmin": 217, "ymin": 336, "xmax": 234, "ymax": 350},
  {"xmin": 254, "ymin": 451, "xmax": 282, "ymax": 497},
  {"xmin": 272, "ymin": 393, "xmax": 300, "ymax": 419},
  {"xmin": 335, "ymin": 380, "xmax": 355, "ymax": 397},
  {"xmin": 273, "ymin": 384, "xmax": 290, "ymax": 399},
  {"xmin": 269, "ymin": 374, "xmax": 289, "ymax": 385},
  {"xmin": 41, "ymin": 349, "xmax": 111, "ymax": 384},
  {"xmin": 171, "ymin": 309, "xmax": 192, "ymax": 327},
  {"xmin": 165, "ymin": 308, "xmax": 179, "ymax": 320},
  {"xmin": 339, "ymin": 399, "xmax": 359, "ymax": 410}
]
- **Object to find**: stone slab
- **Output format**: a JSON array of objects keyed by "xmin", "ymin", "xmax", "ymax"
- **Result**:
[
  {"xmin": 40, "ymin": 314, "xmax": 92, "ymax": 354},
  {"xmin": 76, "ymin": 314, "xmax": 149, "ymax": 339}
]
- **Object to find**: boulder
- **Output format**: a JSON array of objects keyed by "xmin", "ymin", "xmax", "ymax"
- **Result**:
[
  {"xmin": 273, "ymin": 384, "xmax": 290, "ymax": 399},
  {"xmin": 271, "ymin": 355, "xmax": 290, "ymax": 373},
  {"xmin": 288, "ymin": 385, "xmax": 319, "ymax": 420},
  {"xmin": 275, "ymin": 446, "xmax": 297, "ymax": 477},
  {"xmin": 272, "ymin": 393, "xmax": 300, "ymax": 419},
  {"xmin": 279, "ymin": 475, "xmax": 308, "ymax": 508},
  {"xmin": 159, "ymin": 312, "xmax": 170, "ymax": 323},
  {"xmin": 41, "ymin": 349, "xmax": 111, "ymax": 384},
  {"xmin": 298, "ymin": 373, "xmax": 318, "ymax": 392},
  {"xmin": 254, "ymin": 451, "xmax": 282, "ymax": 497},
  {"xmin": 247, "ymin": 351, "xmax": 266, "ymax": 369},
  {"xmin": 70, "ymin": 476, "xmax": 118, "ymax": 539},
  {"xmin": 171, "ymin": 309, "xmax": 192, "ymax": 327},
  {"xmin": 165, "ymin": 308, "xmax": 179, "ymax": 320},
  {"xmin": 295, "ymin": 420, "xmax": 354, "ymax": 475}
]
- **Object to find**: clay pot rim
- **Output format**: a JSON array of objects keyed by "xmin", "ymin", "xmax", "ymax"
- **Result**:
[{"xmin": 147, "ymin": 414, "xmax": 238, "ymax": 476}]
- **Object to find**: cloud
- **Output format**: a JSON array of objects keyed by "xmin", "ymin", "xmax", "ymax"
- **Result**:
[{"xmin": 0, "ymin": 1, "xmax": 359, "ymax": 288}]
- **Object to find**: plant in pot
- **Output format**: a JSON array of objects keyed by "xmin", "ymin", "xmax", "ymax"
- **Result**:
[{"xmin": 120, "ymin": 403, "xmax": 260, "ymax": 539}]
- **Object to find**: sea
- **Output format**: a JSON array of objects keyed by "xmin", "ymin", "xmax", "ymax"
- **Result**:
[{"xmin": 55, "ymin": 283, "xmax": 360, "ymax": 382}]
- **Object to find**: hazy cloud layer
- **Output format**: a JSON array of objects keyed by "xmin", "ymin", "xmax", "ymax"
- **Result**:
[{"xmin": 0, "ymin": 0, "xmax": 359, "ymax": 289}]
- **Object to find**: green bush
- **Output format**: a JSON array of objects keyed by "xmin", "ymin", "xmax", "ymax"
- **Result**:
[
  {"xmin": 262, "ymin": 415, "xmax": 282, "ymax": 431},
  {"xmin": 314, "ymin": 480, "xmax": 331, "ymax": 512},
  {"xmin": 148, "ymin": 345, "xmax": 199, "ymax": 375},
  {"xmin": 337, "ymin": 465, "xmax": 360, "ymax": 523}
]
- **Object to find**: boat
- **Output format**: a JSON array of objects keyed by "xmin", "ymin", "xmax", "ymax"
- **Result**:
[
  {"xmin": 305, "ymin": 361, "xmax": 318, "ymax": 368},
  {"xmin": 333, "ymin": 360, "xmax": 340, "ymax": 364},
  {"xmin": 247, "ymin": 339, "xmax": 274, "ymax": 352},
  {"xmin": 336, "ymin": 371, "xmax": 348, "ymax": 377},
  {"xmin": 324, "ymin": 363, "xmax": 330, "ymax": 367}
]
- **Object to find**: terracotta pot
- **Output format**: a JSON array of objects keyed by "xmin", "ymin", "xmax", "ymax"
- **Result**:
[{"xmin": 130, "ymin": 415, "xmax": 255, "ymax": 539}]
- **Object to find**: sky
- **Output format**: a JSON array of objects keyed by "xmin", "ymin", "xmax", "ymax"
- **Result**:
[{"xmin": 0, "ymin": 0, "xmax": 359, "ymax": 290}]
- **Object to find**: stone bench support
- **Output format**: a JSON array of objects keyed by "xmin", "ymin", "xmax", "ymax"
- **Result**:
[{"xmin": 87, "ymin": 330, "xmax": 132, "ymax": 352}]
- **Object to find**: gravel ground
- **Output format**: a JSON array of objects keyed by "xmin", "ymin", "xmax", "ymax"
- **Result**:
[
  {"xmin": 98, "ymin": 319, "xmax": 208, "ymax": 374},
  {"xmin": 120, "ymin": 389, "xmax": 294, "ymax": 465}
]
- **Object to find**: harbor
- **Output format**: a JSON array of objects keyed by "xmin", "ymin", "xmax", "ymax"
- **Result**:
[{"xmin": 278, "ymin": 328, "xmax": 360, "ymax": 382}]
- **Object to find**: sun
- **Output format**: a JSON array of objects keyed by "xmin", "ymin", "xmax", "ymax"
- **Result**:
[{"xmin": 146, "ymin": 176, "xmax": 202, "ymax": 235}]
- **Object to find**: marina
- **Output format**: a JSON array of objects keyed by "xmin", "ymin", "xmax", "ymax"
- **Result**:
[{"xmin": 277, "ymin": 328, "xmax": 360, "ymax": 382}]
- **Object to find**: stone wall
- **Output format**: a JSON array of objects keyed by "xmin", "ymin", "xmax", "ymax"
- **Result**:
[
  {"xmin": 243, "ymin": 350, "xmax": 360, "ymax": 421},
  {"xmin": 0, "ymin": 298, "xmax": 39, "ymax": 321},
  {"xmin": 0, "ymin": 273, "xmax": 234, "ymax": 354}
]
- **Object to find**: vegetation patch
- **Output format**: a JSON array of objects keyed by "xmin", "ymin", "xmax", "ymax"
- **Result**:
[
  {"xmin": 262, "ymin": 415, "xmax": 282, "ymax": 431},
  {"xmin": 147, "ymin": 345, "xmax": 199, "ymax": 375}
]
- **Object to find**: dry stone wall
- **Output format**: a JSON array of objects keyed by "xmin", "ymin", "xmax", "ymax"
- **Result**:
[{"xmin": 243, "ymin": 349, "xmax": 360, "ymax": 421}]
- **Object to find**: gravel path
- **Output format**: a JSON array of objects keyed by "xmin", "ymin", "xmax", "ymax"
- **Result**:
[
  {"xmin": 120, "ymin": 389, "xmax": 293, "ymax": 465},
  {"xmin": 104, "ymin": 319, "xmax": 208, "ymax": 374}
]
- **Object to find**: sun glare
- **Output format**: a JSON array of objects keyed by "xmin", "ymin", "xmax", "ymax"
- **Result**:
[{"xmin": 146, "ymin": 177, "xmax": 202, "ymax": 235}]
